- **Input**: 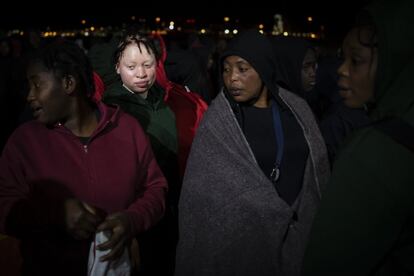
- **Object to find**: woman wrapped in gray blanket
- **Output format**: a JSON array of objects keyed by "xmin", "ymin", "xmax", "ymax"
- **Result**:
[{"xmin": 175, "ymin": 29, "xmax": 330, "ymax": 276}]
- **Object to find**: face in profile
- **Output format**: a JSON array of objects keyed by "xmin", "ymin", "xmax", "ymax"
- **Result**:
[
  {"xmin": 222, "ymin": 55, "xmax": 268, "ymax": 107},
  {"xmin": 26, "ymin": 62, "xmax": 68, "ymax": 125},
  {"xmin": 337, "ymin": 26, "xmax": 378, "ymax": 108},
  {"xmin": 116, "ymin": 42, "xmax": 157, "ymax": 98},
  {"xmin": 301, "ymin": 48, "xmax": 317, "ymax": 92}
]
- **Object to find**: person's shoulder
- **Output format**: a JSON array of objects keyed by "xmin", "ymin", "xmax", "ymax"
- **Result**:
[
  {"xmin": 4, "ymin": 121, "xmax": 47, "ymax": 147},
  {"xmin": 112, "ymin": 106, "xmax": 145, "ymax": 131},
  {"xmin": 334, "ymin": 124, "xmax": 414, "ymax": 190},
  {"xmin": 13, "ymin": 120, "xmax": 46, "ymax": 135},
  {"xmin": 99, "ymin": 103, "xmax": 147, "ymax": 140},
  {"xmin": 278, "ymin": 86, "xmax": 315, "ymax": 117},
  {"xmin": 100, "ymin": 101, "xmax": 133, "ymax": 122},
  {"xmin": 117, "ymin": 108, "xmax": 138, "ymax": 123},
  {"xmin": 340, "ymin": 124, "xmax": 413, "ymax": 160},
  {"xmin": 278, "ymin": 87, "xmax": 307, "ymax": 105},
  {"xmin": 103, "ymin": 82, "xmax": 125, "ymax": 97}
]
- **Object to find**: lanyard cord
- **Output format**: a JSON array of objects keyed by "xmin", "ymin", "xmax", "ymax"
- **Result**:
[{"xmin": 270, "ymin": 101, "xmax": 284, "ymax": 183}]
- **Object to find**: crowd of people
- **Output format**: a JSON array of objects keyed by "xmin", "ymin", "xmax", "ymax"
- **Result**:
[{"xmin": 0, "ymin": 0, "xmax": 413, "ymax": 275}]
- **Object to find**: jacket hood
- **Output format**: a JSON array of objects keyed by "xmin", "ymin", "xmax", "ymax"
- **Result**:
[
  {"xmin": 367, "ymin": 0, "xmax": 414, "ymax": 120},
  {"xmin": 269, "ymin": 36, "xmax": 313, "ymax": 97},
  {"xmin": 220, "ymin": 29, "xmax": 279, "ymax": 95},
  {"xmin": 96, "ymin": 101, "xmax": 121, "ymax": 128}
]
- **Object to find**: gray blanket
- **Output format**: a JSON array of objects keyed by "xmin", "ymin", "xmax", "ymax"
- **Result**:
[{"xmin": 175, "ymin": 89, "xmax": 330, "ymax": 276}]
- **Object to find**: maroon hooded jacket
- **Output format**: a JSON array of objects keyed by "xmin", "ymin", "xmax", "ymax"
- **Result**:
[{"xmin": 0, "ymin": 102, "xmax": 167, "ymax": 275}]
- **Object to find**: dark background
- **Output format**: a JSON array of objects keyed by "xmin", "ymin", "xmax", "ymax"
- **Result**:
[{"xmin": 0, "ymin": 0, "xmax": 369, "ymax": 29}]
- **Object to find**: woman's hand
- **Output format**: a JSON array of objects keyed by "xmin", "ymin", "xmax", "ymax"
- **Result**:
[{"xmin": 96, "ymin": 212, "xmax": 133, "ymax": 262}]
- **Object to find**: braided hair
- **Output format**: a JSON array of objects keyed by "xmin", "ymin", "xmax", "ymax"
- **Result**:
[{"xmin": 113, "ymin": 28, "xmax": 160, "ymax": 66}]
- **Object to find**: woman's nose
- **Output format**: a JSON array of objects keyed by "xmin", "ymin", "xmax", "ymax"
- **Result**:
[{"xmin": 136, "ymin": 67, "xmax": 146, "ymax": 78}]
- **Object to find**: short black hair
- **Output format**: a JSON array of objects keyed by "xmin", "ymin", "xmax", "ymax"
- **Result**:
[{"xmin": 28, "ymin": 40, "xmax": 95, "ymax": 98}]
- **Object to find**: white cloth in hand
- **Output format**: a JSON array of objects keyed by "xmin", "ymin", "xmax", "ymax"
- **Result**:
[{"xmin": 88, "ymin": 231, "xmax": 131, "ymax": 276}]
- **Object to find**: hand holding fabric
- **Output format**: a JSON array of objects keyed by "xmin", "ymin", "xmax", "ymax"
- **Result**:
[{"xmin": 96, "ymin": 212, "xmax": 133, "ymax": 261}]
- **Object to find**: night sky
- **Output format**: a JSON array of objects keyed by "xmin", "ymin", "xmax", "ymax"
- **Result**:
[
  {"xmin": 0, "ymin": 0, "xmax": 370, "ymax": 45},
  {"xmin": 0, "ymin": 0, "xmax": 368, "ymax": 28}
]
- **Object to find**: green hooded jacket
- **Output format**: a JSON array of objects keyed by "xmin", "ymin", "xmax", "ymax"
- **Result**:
[
  {"xmin": 103, "ymin": 82, "xmax": 178, "ymax": 182},
  {"xmin": 302, "ymin": 0, "xmax": 414, "ymax": 275}
]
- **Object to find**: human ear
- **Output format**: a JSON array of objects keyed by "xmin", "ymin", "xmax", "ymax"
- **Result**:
[{"xmin": 63, "ymin": 75, "xmax": 76, "ymax": 94}]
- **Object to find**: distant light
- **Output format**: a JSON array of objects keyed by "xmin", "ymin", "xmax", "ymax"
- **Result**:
[
  {"xmin": 90, "ymin": 26, "xmax": 95, "ymax": 31},
  {"xmin": 259, "ymin": 30, "xmax": 264, "ymax": 34},
  {"xmin": 224, "ymin": 29, "xmax": 230, "ymax": 34},
  {"xmin": 200, "ymin": 29, "xmax": 206, "ymax": 34},
  {"xmin": 310, "ymin": 33, "xmax": 316, "ymax": 39},
  {"xmin": 20, "ymin": 31, "xmax": 24, "ymax": 36},
  {"xmin": 233, "ymin": 29, "xmax": 238, "ymax": 34},
  {"xmin": 131, "ymin": 16, "xmax": 136, "ymax": 21},
  {"xmin": 259, "ymin": 24, "xmax": 264, "ymax": 29},
  {"xmin": 283, "ymin": 31, "xmax": 289, "ymax": 36},
  {"xmin": 170, "ymin": 21, "xmax": 175, "ymax": 25},
  {"xmin": 169, "ymin": 25, "xmax": 174, "ymax": 30},
  {"xmin": 84, "ymin": 31, "xmax": 89, "ymax": 37},
  {"xmin": 155, "ymin": 17, "xmax": 161, "ymax": 23},
  {"xmin": 307, "ymin": 16, "xmax": 313, "ymax": 22},
  {"xmin": 154, "ymin": 30, "xmax": 167, "ymax": 35},
  {"xmin": 177, "ymin": 27, "xmax": 182, "ymax": 31},
  {"xmin": 224, "ymin": 17, "xmax": 230, "ymax": 22},
  {"xmin": 81, "ymin": 19, "xmax": 86, "ymax": 25},
  {"xmin": 9, "ymin": 30, "xmax": 20, "ymax": 35}
]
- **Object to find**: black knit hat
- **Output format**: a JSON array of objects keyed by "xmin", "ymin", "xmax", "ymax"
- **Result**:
[{"xmin": 220, "ymin": 29, "xmax": 279, "ymax": 95}]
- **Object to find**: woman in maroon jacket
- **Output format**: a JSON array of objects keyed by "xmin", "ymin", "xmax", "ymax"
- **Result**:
[{"xmin": 0, "ymin": 40, "xmax": 167, "ymax": 275}]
